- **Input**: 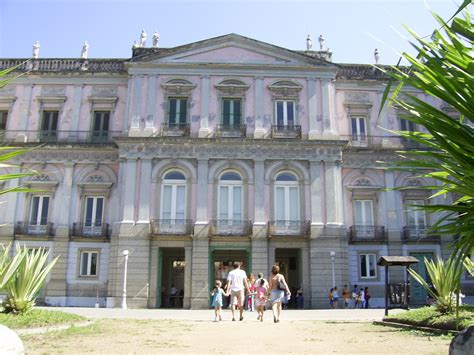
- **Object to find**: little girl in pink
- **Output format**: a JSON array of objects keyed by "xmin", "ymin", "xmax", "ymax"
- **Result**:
[{"xmin": 255, "ymin": 279, "xmax": 267, "ymax": 322}]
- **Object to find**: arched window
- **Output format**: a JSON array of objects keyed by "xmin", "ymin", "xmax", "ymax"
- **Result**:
[
  {"xmin": 161, "ymin": 171, "xmax": 186, "ymax": 221},
  {"xmin": 274, "ymin": 172, "xmax": 300, "ymax": 221},
  {"xmin": 218, "ymin": 171, "xmax": 243, "ymax": 221}
]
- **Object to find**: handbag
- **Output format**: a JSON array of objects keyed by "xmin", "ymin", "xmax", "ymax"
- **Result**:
[{"xmin": 277, "ymin": 278, "xmax": 286, "ymax": 291}]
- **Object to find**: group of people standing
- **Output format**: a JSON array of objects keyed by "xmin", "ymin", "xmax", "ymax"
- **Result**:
[
  {"xmin": 210, "ymin": 263, "xmax": 291, "ymax": 323},
  {"xmin": 329, "ymin": 284, "xmax": 371, "ymax": 309}
]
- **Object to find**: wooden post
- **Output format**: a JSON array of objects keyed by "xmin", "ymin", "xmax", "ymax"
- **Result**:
[{"xmin": 384, "ymin": 265, "xmax": 389, "ymax": 316}]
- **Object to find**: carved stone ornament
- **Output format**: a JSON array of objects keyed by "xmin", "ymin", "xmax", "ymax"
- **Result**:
[
  {"xmin": 354, "ymin": 178, "xmax": 372, "ymax": 186},
  {"xmin": 268, "ymin": 80, "xmax": 302, "ymax": 98},
  {"xmin": 30, "ymin": 174, "xmax": 51, "ymax": 182},
  {"xmin": 215, "ymin": 79, "xmax": 250, "ymax": 97},
  {"xmin": 345, "ymin": 92, "xmax": 370, "ymax": 102},
  {"xmin": 161, "ymin": 78, "xmax": 196, "ymax": 96},
  {"xmin": 405, "ymin": 179, "xmax": 423, "ymax": 187},
  {"xmin": 85, "ymin": 174, "xmax": 105, "ymax": 183},
  {"xmin": 92, "ymin": 87, "xmax": 118, "ymax": 97},
  {"xmin": 41, "ymin": 86, "xmax": 66, "ymax": 96}
]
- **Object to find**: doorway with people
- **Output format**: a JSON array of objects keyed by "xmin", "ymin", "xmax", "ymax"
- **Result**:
[{"xmin": 156, "ymin": 247, "xmax": 185, "ymax": 308}]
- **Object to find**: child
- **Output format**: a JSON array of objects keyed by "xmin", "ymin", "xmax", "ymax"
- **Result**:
[
  {"xmin": 255, "ymin": 279, "xmax": 267, "ymax": 322},
  {"xmin": 210, "ymin": 280, "xmax": 228, "ymax": 321},
  {"xmin": 328, "ymin": 288, "xmax": 334, "ymax": 308}
]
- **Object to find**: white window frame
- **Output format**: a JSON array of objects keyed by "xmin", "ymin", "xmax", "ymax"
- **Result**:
[
  {"xmin": 79, "ymin": 250, "xmax": 99, "ymax": 277},
  {"xmin": 29, "ymin": 195, "xmax": 50, "ymax": 226},
  {"xmin": 217, "ymin": 176, "xmax": 243, "ymax": 222},
  {"xmin": 83, "ymin": 196, "xmax": 105, "ymax": 236},
  {"xmin": 353, "ymin": 199, "xmax": 374, "ymax": 226},
  {"xmin": 274, "ymin": 175, "xmax": 300, "ymax": 222},
  {"xmin": 359, "ymin": 253, "xmax": 377, "ymax": 279},
  {"xmin": 160, "ymin": 176, "xmax": 187, "ymax": 221},
  {"xmin": 350, "ymin": 115, "xmax": 368, "ymax": 145},
  {"xmin": 221, "ymin": 98, "xmax": 242, "ymax": 126},
  {"xmin": 167, "ymin": 97, "xmax": 188, "ymax": 125},
  {"xmin": 405, "ymin": 199, "xmax": 427, "ymax": 229},
  {"xmin": 275, "ymin": 100, "xmax": 296, "ymax": 126}
]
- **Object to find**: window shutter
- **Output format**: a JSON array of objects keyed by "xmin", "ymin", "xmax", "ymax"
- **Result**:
[
  {"xmin": 179, "ymin": 99, "xmax": 187, "ymax": 124},
  {"xmin": 169, "ymin": 99, "xmax": 177, "ymax": 125}
]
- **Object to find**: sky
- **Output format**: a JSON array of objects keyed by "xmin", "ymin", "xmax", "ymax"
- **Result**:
[{"xmin": 0, "ymin": 0, "xmax": 462, "ymax": 64}]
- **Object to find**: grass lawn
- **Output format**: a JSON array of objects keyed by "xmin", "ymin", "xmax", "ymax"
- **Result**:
[
  {"xmin": 0, "ymin": 308, "xmax": 85, "ymax": 329},
  {"xmin": 384, "ymin": 305, "xmax": 474, "ymax": 331}
]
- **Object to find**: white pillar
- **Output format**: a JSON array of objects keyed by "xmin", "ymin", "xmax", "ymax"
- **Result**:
[
  {"xmin": 137, "ymin": 158, "xmax": 152, "ymax": 223},
  {"xmin": 183, "ymin": 246, "xmax": 192, "ymax": 308},
  {"xmin": 325, "ymin": 160, "xmax": 344, "ymax": 226},
  {"xmin": 122, "ymin": 158, "xmax": 137, "ymax": 223},
  {"xmin": 322, "ymin": 79, "xmax": 335, "ymax": 136},
  {"xmin": 146, "ymin": 75, "xmax": 157, "ymax": 130},
  {"xmin": 253, "ymin": 159, "xmax": 265, "ymax": 223},
  {"xmin": 57, "ymin": 163, "xmax": 74, "ymax": 226},
  {"xmin": 307, "ymin": 78, "xmax": 318, "ymax": 139},
  {"xmin": 19, "ymin": 84, "xmax": 33, "ymax": 131},
  {"xmin": 309, "ymin": 160, "xmax": 323, "ymax": 225},
  {"xmin": 198, "ymin": 76, "xmax": 210, "ymax": 137},
  {"xmin": 254, "ymin": 77, "xmax": 265, "ymax": 138},
  {"xmin": 196, "ymin": 159, "xmax": 208, "ymax": 223},
  {"xmin": 384, "ymin": 171, "xmax": 399, "ymax": 231}
]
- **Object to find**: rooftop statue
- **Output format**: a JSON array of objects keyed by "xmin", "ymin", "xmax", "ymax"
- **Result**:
[
  {"xmin": 139, "ymin": 29, "xmax": 147, "ymax": 47},
  {"xmin": 374, "ymin": 49, "xmax": 380, "ymax": 64},
  {"xmin": 152, "ymin": 31, "xmax": 160, "ymax": 47},
  {"xmin": 306, "ymin": 34, "xmax": 312, "ymax": 51},
  {"xmin": 81, "ymin": 41, "xmax": 89, "ymax": 59},
  {"xmin": 318, "ymin": 35, "xmax": 325, "ymax": 51},
  {"xmin": 32, "ymin": 41, "xmax": 40, "ymax": 59}
]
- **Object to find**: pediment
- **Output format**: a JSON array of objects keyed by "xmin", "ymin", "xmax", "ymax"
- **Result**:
[{"xmin": 132, "ymin": 34, "xmax": 333, "ymax": 68}]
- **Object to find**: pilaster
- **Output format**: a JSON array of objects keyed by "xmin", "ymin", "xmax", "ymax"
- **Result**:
[
  {"xmin": 321, "ymin": 79, "xmax": 336, "ymax": 137},
  {"xmin": 324, "ymin": 160, "xmax": 344, "ymax": 227},
  {"xmin": 137, "ymin": 158, "xmax": 152, "ymax": 223},
  {"xmin": 307, "ymin": 78, "xmax": 318, "ymax": 139},
  {"xmin": 194, "ymin": 158, "xmax": 209, "ymax": 237},
  {"xmin": 253, "ymin": 76, "xmax": 265, "ymax": 138},
  {"xmin": 183, "ymin": 246, "xmax": 192, "ymax": 308},
  {"xmin": 190, "ymin": 238, "xmax": 209, "ymax": 309},
  {"xmin": 71, "ymin": 85, "xmax": 83, "ymax": 133},
  {"xmin": 253, "ymin": 159, "xmax": 267, "ymax": 237},
  {"xmin": 122, "ymin": 158, "xmax": 137, "ymax": 223},
  {"xmin": 309, "ymin": 160, "xmax": 323, "ymax": 227},
  {"xmin": 198, "ymin": 76, "xmax": 211, "ymax": 137}
]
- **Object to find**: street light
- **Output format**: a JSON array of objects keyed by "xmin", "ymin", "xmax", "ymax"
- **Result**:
[
  {"xmin": 122, "ymin": 250, "xmax": 129, "ymax": 309},
  {"xmin": 330, "ymin": 251, "xmax": 336, "ymax": 288}
]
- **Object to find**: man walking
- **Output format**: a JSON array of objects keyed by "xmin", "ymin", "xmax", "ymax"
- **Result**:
[{"xmin": 226, "ymin": 262, "xmax": 250, "ymax": 321}]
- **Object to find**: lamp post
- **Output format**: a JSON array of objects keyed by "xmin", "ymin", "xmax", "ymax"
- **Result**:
[
  {"xmin": 330, "ymin": 251, "xmax": 336, "ymax": 288},
  {"xmin": 122, "ymin": 250, "xmax": 129, "ymax": 309}
]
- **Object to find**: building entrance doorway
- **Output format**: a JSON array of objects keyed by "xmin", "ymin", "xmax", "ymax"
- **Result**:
[
  {"xmin": 409, "ymin": 252, "xmax": 434, "ymax": 305},
  {"xmin": 211, "ymin": 249, "xmax": 249, "ymax": 308},
  {"xmin": 157, "ymin": 248, "xmax": 185, "ymax": 308},
  {"xmin": 275, "ymin": 248, "xmax": 301, "ymax": 308}
]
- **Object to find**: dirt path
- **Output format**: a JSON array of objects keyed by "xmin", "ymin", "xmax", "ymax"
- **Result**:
[{"xmin": 22, "ymin": 318, "xmax": 450, "ymax": 354}]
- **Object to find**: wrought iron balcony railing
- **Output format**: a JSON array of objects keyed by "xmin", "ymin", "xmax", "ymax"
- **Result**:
[
  {"xmin": 349, "ymin": 225, "xmax": 386, "ymax": 243},
  {"xmin": 71, "ymin": 223, "xmax": 110, "ymax": 238},
  {"xmin": 161, "ymin": 123, "xmax": 190, "ymax": 137},
  {"xmin": 14, "ymin": 221, "xmax": 54, "ymax": 237},
  {"xmin": 269, "ymin": 220, "xmax": 310, "ymax": 236},
  {"xmin": 402, "ymin": 226, "xmax": 440, "ymax": 243},
  {"xmin": 271, "ymin": 125, "xmax": 302, "ymax": 139},
  {"xmin": 215, "ymin": 125, "xmax": 247, "ymax": 138},
  {"xmin": 150, "ymin": 219, "xmax": 193, "ymax": 235},
  {"xmin": 1, "ymin": 130, "xmax": 123, "ymax": 144},
  {"xmin": 209, "ymin": 220, "xmax": 252, "ymax": 236}
]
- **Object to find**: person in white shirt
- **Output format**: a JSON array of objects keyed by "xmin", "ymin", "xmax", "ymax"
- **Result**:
[{"xmin": 226, "ymin": 262, "xmax": 250, "ymax": 321}]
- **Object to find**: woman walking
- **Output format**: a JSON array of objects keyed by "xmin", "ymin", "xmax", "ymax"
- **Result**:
[{"xmin": 268, "ymin": 265, "xmax": 291, "ymax": 323}]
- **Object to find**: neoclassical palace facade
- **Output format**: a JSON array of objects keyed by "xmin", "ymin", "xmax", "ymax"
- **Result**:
[{"xmin": 0, "ymin": 34, "xmax": 471, "ymax": 308}]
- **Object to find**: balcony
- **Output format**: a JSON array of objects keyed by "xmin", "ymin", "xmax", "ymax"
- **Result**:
[
  {"xmin": 71, "ymin": 223, "xmax": 110, "ymax": 238},
  {"xmin": 2, "ymin": 130, "xmax": 123, "ymax": 144},
  {"xmin": 269, "ymin": 220, "xmax": 310, "ymax": 236},
  {"xmin": 14, "ymin": 222, "xmax": 54, "ymax": 237},
  {"xmin": 340, "ymin": 135, "xmax": 430, "ymax": 150},
  {"xmin": 271, "ymin": 125, "xmax": 302, "ymax": 139},
  {"xmin": 150, "ymin": 219, "xmax": 193, "ymax": 236},
  {"xmin": 402, "ymin": 226, "xmax": 440, "ymax": 243},
  {"xmin": 349, "ymin": 225, "xmax": 386, "ymax": 243},
  {"xmin": 209, "ymin": 220, "xmax": 252, "ymax": 236},
  {"xmin": 215, "ymin": 125, "xmax": 246, "ymax": 138},
  {"xmin": 161, "ymin": 123, "xmax": 190, "ymax": 137}
]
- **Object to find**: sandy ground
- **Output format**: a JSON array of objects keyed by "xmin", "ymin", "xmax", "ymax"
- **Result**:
[{"xmin": 21, "ymin": 313, "xmax": 450, "ymax": 354}]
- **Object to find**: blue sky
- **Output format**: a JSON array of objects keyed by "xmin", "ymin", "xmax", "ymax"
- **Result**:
[{"xmin": 0, "ymin": 0, "xmax": 461, "ymax": 64}]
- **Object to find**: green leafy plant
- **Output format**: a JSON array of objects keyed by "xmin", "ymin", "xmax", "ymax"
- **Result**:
[
  {"xmin": 464, "ymin": 256, "xmax": 474, "ymax": 276},
  {"xmin": 378, "ymin": 1, "xmax": 473, "ymax": 259},
  {"xmin": 2, "ymin": 245, "xmax": 59, "ymax": 314},
  {"xmin": 408, "ymin": 255, "xmax": 465, "ymax": 313}
]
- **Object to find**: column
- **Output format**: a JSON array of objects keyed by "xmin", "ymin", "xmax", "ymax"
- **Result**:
[
  {"xmin": 57, "ymin": 163, "xmax": 74, "ymax": 227},
  {"xmin": 309, "ymin": 160, "xmax": 323, "ymax": 226},
  {"xmin": 384, "ymin": 172, "xmax": 399, "ymax": 231},
  {"xmin": 137, "ymin": 158, "xmax": 152, "ymax": 223},
  {"xmin": 71, "ymin": 85, "xmax": 83, "ymax": 133},
  {"xmin": 307, "ymin": 78, "xmax": 318, "ymax": 139},
  {"xmin": 145, "ymin": 75, "xmax": 157, "ymax": 133},
  {"xmin": 195, "ymin": 158, "xmax": 209, "ymax": 224},
  {"xmin": 321, "ymin": 79, "xmax": 335, "ymax": 136},
  {"xmin": 198, "ymin": 76, "xmax": 210, "ymax": 137},
  {"xmin": 253, "ymin": 159, "xmax": 265, "ymax": 224},
  {"xmin": 122, "ymin": 158, "xmax": 137, "ymax": 223},
  {"xmin": 19, "ymin": 84, "xmax": 33, "ymax": 132},
  {"xmin": 254, "ymin": 76, "xmax": 265, "ymax": 138},
  {"xmin": 123, "ymin": 77, "xmax": 133, "ymax": 131},
  {"xmin": 183, "ymin": 246, "xmax": 192, "ymax": 308},
  {"xmin": 129, "ymin": 76, "xmax": 143, "ymax": 136},
  {"xmin": 325, "ymin": 161, "xmax": 344, "ymax": 226}
]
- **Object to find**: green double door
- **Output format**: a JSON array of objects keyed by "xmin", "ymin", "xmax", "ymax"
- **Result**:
[{"xmin": 409, "ymin": 252, "xmax": 434, "ymax": 304}]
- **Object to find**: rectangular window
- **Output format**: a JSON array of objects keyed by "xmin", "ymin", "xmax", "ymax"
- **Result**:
[
  {"xmin": 274, "ymin": 186, "xmax": 299, "ymax": 221},
  {"xmin": 168, "ymin": 98, "xmax": 187, "ymax": 125},
  {"xmin": 353, "ymin": 200, "xmax": 374, "ymax": 226},
  {"xmin": 218, "ymin": 185, "xmax": 243, "ymax": 221},
  {"xmin": 405, "ymin": 199, "xmax": 426, "ymax": 228},
  {"xmin": 0, "ymin": 111, "xmax": 8, "ymax": 130},
  {"xmin": 161, "ymin": 184, "xmax": 186, "ymax": 220},
  {"xmin": 84, "ymin": 197, "xmax": 104, "ymax": 226},
  {"xmin": 275, "ymin": 100, "xmax": 295, "ymax": 126},
  {"xmin": 92, "ymin": 111, "xmax": 110, "ymax": 142},
  {"xmin": 400, "ymin": 118, "xmax": 416, "ymax": 132},
  {"xmin": 222, "ymin": 99, "xmax": 242, "ymax": 126},
  {"xmin": 351, "ymin": 116, "xmax": 367, "ymax": 144},
  {"xmin": 30, "ymin": 196, "xmax": 49, "ymax": 225},
  {"xmin": 80, "ymin": 251, "xmax": 98, "ymax": 277},
  {"xmin": 41, "ymin": 111, "xmax": 59, "ymax": 142},
  {"xmin": 360, "ymin": 253, "xmax": 377, "ymax": 278}
]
